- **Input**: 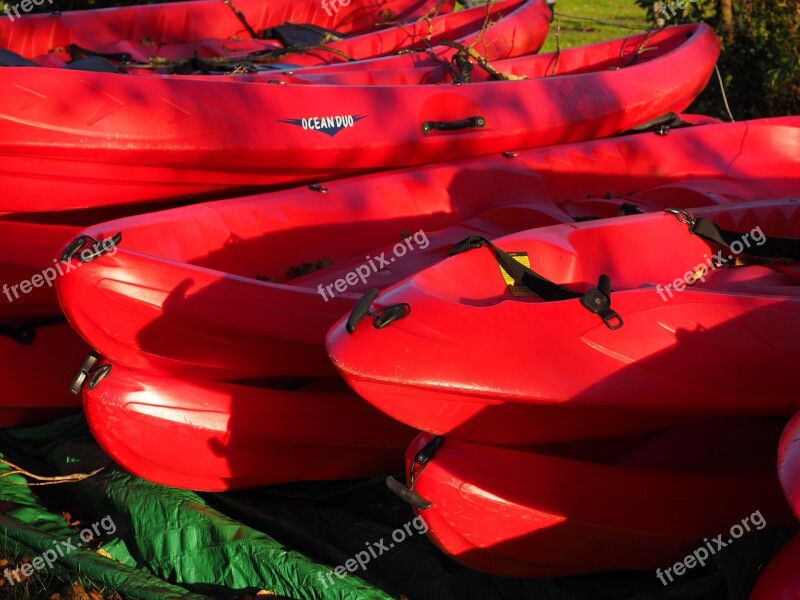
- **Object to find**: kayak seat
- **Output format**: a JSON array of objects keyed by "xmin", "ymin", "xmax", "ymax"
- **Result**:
[
  {"xmin": 0, "ymin": 47, "xmax": 39, "ymax": 67},
  {"xmin": 64, "ymin": 56, "xmax": 120, "ymax": 73},
  {"xmin": 0, "ymin": 48, "xmax": 119, "ymax": 73}
]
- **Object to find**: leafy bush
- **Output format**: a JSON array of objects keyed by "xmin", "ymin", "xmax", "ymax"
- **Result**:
[{"xmin": 636, "ymin": 0, "xmax": 800, "ymax": 119}]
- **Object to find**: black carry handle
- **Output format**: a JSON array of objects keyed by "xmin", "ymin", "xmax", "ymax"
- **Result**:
[
  {"xmin": 422, "ymin": 116, "xmax": 486, "ymax": 136},
  {"xmin": 346, "ymin": 289, "xmax": 380, "ymax": 334},
  {"xmin": 386, "ymin": 476, "xmax": 434, "ymax": 510},
  {"xmin": 345, "ymin": 289, "xmax": 411, "ymax": 334},
  {"xmin": 61, "ymin": 232, "xmax": 122, "ymax": 263}
]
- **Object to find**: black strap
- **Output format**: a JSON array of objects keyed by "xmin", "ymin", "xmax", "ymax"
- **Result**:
[
  {"xmin": 619, "ymin": 202, "xmax": 644, "ymax": 216},
  {"xmin": 450, "ymin": 235, "xmax": 623, "ymax": 329},
  {"xmin": 64, "ymin": 56, "xmax": 120, "ymax": 73},
  {"xmin": 68, "ymin": 44, "xmax": 132, "ymax": 63},
  {"xmin": 690, "ymin": 217, "xmax": 800, "ymax": 261},
  {"xmin": 451, "ymin": 235, "xmax": 582, "ymax": 301},
  {"xmin": 624, "ymin": 112, "xmax": 693, "ymax": 136},
  {"xmin": 0, "ymin": 315, "xmax": 67, "ymax": 346}
]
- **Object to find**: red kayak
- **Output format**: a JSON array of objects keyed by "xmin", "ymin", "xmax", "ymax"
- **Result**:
[
  {"xmin": 56, "ymin": 117, "xmax": 800, "ymax": 382},
  {"xmin": 77, "ymin": 358, "xmax": 416, "ymax": 491},
  {"xmin": 0, "ymin": 24, "xmax": 718, "ymax": 211},
  {"xmin": 0, "ymin": 0, "xmax": 446, "ymax": 66},
  {"xmin": 0, "ymin": 322, "xmax": 86, "ymax": 426},
  {"xmin": 329, "ymin": 199, "xmax": 800, "ymax": 443},
  {"xmin": 779, "ymin": 411, "xmax": 800, "ymax": 519},
  {"xmin": 396, "ymin": 423, "xmax": 795, "ymax": 577},
  {"xmin": 750, "ymin": 534, "xmax": 800, "ymax": 600},
  {"xmin": 0, "ymin": 220, "xmax": 81, "ymax": 320},
  {"xmin": 0, "ymin": 200, "xmax": 192, "ymax": 320},
  {"xmin": 2, "ymin": 0, "xmax": 549, "ymax": 73}
]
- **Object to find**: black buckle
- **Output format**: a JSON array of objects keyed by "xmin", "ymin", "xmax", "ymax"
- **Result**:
[{"xmin": 580, "ymin": 275, "xmax": 624, "ymax": 330}]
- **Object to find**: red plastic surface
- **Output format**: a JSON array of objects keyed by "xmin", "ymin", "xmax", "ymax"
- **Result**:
[
  {"xmin": 82, "ymin": 360, "xmax": 416, "ymax": 491},
  {"xmin": 328, "ymin": 199, "xmax": 800, "ymax": 442},
  {"xmin": 3, "ymin": 0, "xmax": 548, "ymax": 72},
  {"xmin": 0, "ymin": 24, "xmax": 717, "ymax": 211},
  {"xmin": 750, "ymin": 534, "xmax": 800, "ymax": 600},
  {"xmin": 779, "ymin": 411, "xmax": 800, "ymax": 520},
  {"xmin": 405, "ymin": 424, "xmax": 796, "ymax": 577},
  {"xmin": 57, "ymin": 117, "xmax": 800, "ymax": 383},
  {"xmin": 0, "ymin": 322, "xmax": 86, "ymax": 426}
]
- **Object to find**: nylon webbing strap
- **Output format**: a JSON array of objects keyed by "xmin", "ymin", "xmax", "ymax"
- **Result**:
[
  {"xmin": 690, "ymin": 217, "xmax": 800, "ymax": 261},
  {"xmin": 451, "ymin": 235, "xmax": 582, "ymax": 301},
  {"xmin": 450, "ymin": 235, "xmax": 623, "ymax": 329}
]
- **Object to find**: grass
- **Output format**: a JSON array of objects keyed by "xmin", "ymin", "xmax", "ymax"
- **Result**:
[
  {"xmin": 540, "ymin": 0, "xmax": 651, "ymax": 52},
  {"xmin": 0, "ymin": 540, "xmax": 117, "ymax": 600}
]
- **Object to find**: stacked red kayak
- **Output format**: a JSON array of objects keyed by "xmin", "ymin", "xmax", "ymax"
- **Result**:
[
  {"xmin": 748, "ymin": 411, "xmax": 800, "ymax": 599},
  {"xmin": 779, "ymin": 410, "xmax": 800, "ymax": 519},
  {"xmin": 0, "ymin": 23, "xmax": 718, "ymax": 211},
  {"xmin": 4, "ymin": 0, "xmax": 795, "ymax": 584},
  {"xmin": 0, "ymin": 0, "xmax": 549, "ymax": 72},
  {"xmin": 328, "ymin": 199, "xmax": 800, "ymax": 442},
  {"xmin": 57, "ymin": 117, "xmax": 800, "ymax": 383},
  {"xmin": 398, "ymin": 421, "xmax": 795, "ymax": 577},
  {"xmin": 750, "ymin": 534, "xmax": 800, "ymax": 600},
  {"xmin": 80, "ymin": 359, "xmax": 416, "ymax": 491},
  {"xmin": 0, "ymin": 0, "xmax": 551, "ymax": 428},
  {"xmin": 326, "ymin": 196, "xmax": 800, "ymax": 575}
]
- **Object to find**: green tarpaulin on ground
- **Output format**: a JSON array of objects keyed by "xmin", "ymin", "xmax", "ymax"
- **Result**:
[{"xmin": 0, "ymin": 415, "xmax": 792, "ymax": 599}]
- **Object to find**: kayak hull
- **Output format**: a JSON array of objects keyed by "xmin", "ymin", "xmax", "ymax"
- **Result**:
[
  {"xmin": 3, "ymin": 0, "xmax": 548, "ymax": 72},
  {"xmin": 1, "ymin": 24, "xmax": 718, "ymax": 211},
  {"xmin": 328, "ymin": 200, "xmax": 800, "ymax": 443},
  {"xmin": 404, "ymin": 426, "xmax": 795, "ymax": 577},
  {"xmin": 779, "ymin": 411, "xmax": 800, "ymax": 519},
  {"xmin": 82, "ymin": 360, "xmax": 416, "ymax": 491},
  {"xmin": 57, "ymin": 118, "xmax": 800, "ymax": 383},
  {"xmin": 750, "ymin": 534, "xmax": 800, "ymax": 600},
  {"xmin": 0, "ymin": 322, "xmax": 85, "ymax": 426}
]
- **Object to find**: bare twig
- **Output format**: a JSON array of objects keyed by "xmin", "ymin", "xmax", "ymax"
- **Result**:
[
  {"xmin": 126, "ymin": 40, "xmax": 357, "ymax": 72},
  {"xmin": 223, "ymin": 0, "xmax": 260, "ymax": 40},
  {"xmin": 0, "ymin": 458, "xmax": 105, "ymax": 486},
  {"xmin": 550, "ymin": 18, "xmax": 561, "ymax": 76}
]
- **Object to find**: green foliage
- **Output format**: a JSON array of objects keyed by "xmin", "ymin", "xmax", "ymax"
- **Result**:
[{"xmin": 635, "ymin": 0, "xmax": 800, "ymax": 119}]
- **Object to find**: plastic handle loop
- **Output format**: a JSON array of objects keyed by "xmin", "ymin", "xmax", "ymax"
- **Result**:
[{"xmin": 421, "ymin": 116, "xmax": 486, "ymax": 136}]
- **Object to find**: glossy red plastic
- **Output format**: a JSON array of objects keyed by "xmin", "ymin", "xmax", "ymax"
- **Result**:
[
  {"xmin": 57, "ymin": 117, "xmax": 800, "ymax": 382},
  {"xmin": 0, "ymin": 323, "xmax": 86, "ymax": 426},
  {"xmin": 750, "ymin": 534, "xmax": 800, "ymax": 600},
  {"xmin": 328, "ymin": 199, "xmax": 800, "ymax": 443},
  {"xmin": 405, "ymin": 424, "xmax": 795, "ymax": 577},
  {"xmin": 1, "ymin": 0, "xmax": 549, "ymax": 72},
  {"xmin": 779, "ymin": 411, "xmax": 800, "ymax": 519},
  {"xmin": 1, "ymin": 24, "xmax": 717, "ymax": 211},
  {"xmin": 82, "ymin": 360, "xmax": 416, "ymax": 491}
]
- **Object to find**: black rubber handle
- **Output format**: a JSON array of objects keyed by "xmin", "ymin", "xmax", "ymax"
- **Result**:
[
  {"xmin": 346, "ymin": 288, "xmax": 380, "ymax": 334},
  {"xmin": 385, "ymin": 476, "xmax": 433, "ymax": 510},
  {"xmin": 421, "ymin": 116, "xmax": 486, "ymax": 136}
]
